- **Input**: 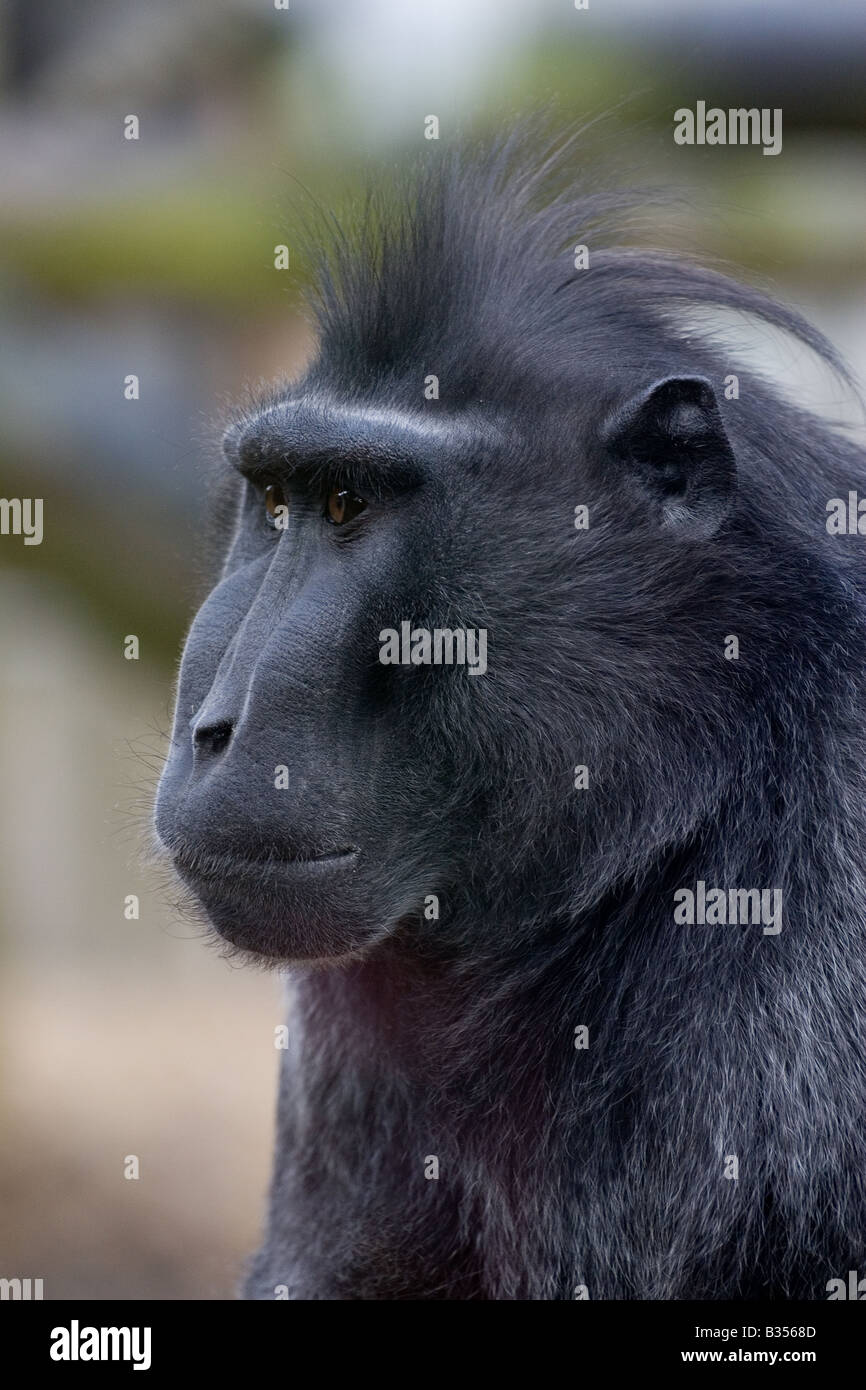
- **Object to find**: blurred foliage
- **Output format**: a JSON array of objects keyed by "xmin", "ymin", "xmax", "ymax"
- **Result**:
[
  {"xmin": 2, "ymin": 36, "xmax": 865, "ymax": 312},
  {"xmin": 0, "ymin": 459, "xmax": 195, "ymax": 664}
]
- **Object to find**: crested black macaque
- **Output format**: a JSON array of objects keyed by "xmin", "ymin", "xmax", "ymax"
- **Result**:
[{"xmin": 155, "ymin": 134, "xmax": 866, "ymax": 1300}]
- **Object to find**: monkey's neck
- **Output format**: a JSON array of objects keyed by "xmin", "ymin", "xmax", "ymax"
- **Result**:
[{"xmin": 292, "ymin": 795, "xmax": 843, "ymax": 1090}]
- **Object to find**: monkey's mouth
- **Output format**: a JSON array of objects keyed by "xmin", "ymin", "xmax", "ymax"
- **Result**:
[
  {"xmin": 162, "ymin": 833, "xmax": 387, "ymax": 962},
  {"xmin": 168, "ymin": 842, "xmax": 360, "ymax": 881}
]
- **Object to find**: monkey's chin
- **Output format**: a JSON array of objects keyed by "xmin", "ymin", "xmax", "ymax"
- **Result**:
[{"xmin": 172, "ymin": 849, "xmax": 390, "ymax": 965}]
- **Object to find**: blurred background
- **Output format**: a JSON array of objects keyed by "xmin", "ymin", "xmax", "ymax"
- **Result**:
[{"xmin": 1, "ymin": 0, "xmax": 865, "ymax": 1299}]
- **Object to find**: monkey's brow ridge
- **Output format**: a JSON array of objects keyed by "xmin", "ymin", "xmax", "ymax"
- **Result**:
[{"xmin": 223, "ymin": 399, "xmax": 487, "ymax": 487}]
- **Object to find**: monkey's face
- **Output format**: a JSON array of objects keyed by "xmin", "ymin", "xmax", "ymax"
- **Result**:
[
  {"xmin": 155, "ymin": 399, "xmax": 497, "ymax": 963},
  {"xmin": 156, "ymin": 367, "xmax": 737, "ymax": 964}
]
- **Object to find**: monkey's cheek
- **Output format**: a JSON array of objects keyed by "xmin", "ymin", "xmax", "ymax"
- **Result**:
[{"xmin": 176, "ymin": 861, "xmax": 388, "ymax": 964}]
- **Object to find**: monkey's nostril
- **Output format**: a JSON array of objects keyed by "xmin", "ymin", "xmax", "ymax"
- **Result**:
[{"xmin": 193, "ymin": 718, "xmax": 235, "ymax": 757}]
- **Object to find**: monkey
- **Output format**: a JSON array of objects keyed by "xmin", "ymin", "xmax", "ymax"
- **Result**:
[{"xmin": 155, "ymin": 131, "xmax": 866, "ymax": 1299}]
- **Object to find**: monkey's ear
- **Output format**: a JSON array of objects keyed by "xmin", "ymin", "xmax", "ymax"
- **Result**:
[{"xmin": 601, "ymin": 376, "xmax": 736, "ymax": 539}]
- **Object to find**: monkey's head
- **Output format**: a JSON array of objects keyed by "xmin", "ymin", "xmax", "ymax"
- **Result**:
[{"xmin": 156, "ymin": 139, "xmax": 843, "ymax": 964}]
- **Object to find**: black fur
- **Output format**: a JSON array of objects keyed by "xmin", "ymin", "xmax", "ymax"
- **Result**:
[{"xmin": 155, "ymin": 132, "xmax": 866, "ymax": 1299}]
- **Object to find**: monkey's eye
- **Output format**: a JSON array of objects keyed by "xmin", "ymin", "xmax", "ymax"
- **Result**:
[
  {"xmin": 326, "ymin": 489, "xmax": 367, "ymax": 526},
  {"xmin": 264, "ymin": 483, "xmax": 287, "ymax": 526}
]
